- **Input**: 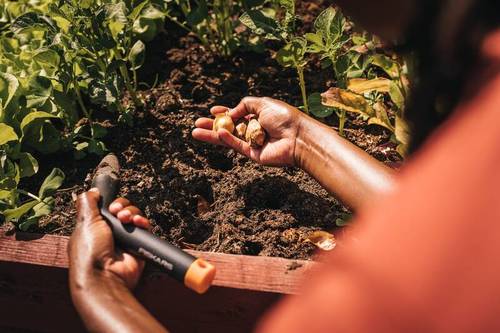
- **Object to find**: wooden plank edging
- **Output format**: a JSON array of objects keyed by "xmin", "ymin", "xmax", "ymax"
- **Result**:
[{"xmin": 0, "ymin": 231, "xmax": 317, "ymax": 294}]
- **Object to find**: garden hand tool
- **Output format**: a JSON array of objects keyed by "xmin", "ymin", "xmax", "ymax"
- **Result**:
[{"xmin": 92, "ymin": 154, "xmax": 216, "ymax": 294}]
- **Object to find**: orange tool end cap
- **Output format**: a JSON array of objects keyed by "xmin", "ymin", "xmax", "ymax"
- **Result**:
[{"xmin": 184, "ymin": 258, "xmax": 216, "ymax": 294}]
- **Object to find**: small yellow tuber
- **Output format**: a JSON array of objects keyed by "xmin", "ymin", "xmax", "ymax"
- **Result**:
[
  {"xmin": 245, "ymin": 118, "xmax": 266, "ymax": 147},
  {"xmin": 213, "ymin": 113, "xmax": 235, "ymax": 134},
  {"xmin": 235, "ymin": 122, "xmax": 247, "ymax": 140}
]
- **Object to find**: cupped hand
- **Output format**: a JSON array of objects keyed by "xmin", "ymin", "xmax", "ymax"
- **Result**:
[
  {"xmin": 68, "ymin": 189, "xmax": 151, "ymax": 290},
  {"xmin": 192, "ymin": 97, "xmax": 307, "ymax": 166}
]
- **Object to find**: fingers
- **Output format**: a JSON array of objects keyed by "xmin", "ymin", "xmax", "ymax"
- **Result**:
[
  {"xmin": 194, "ymin": 117, "xmax": 213, "ymax": 129},
  {"xmin": 210, "ymin": 105, "xmax": 230, "ymax": 116},
  {"xmin": 76, "ymin": 189, "xmax": 102, "ymax": 227},
  {"xmin": 109, "ymin": 198, "xmax": 151, "ymax": 230},
  {"xmin": 231, "ymin": 96, "xmax": 264, "ymax": 119},
  {"xmin": 192, "ymin": 128, "xmax": 223, "ymax": 145},
  {"xmin": 109, "ymin": 197, "xmax": 131, "ymax": 213},
  {"xmin": 218, "ymin": 129, "xmax": 262, "ymax": 162},
  {"xmin": 210, "ymin": 96, "xmax": 265, "ymax": 121}
]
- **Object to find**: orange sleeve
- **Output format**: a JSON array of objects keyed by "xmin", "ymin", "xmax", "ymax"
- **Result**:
[{"xmin": 257, "ymin": 33, "xmax": 500, "ymax": 333}]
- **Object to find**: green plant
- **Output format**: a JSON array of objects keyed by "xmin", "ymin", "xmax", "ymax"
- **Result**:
[
  {"xmin": 321, "ymin": 53, "xmax": 411, "ymax": 155},
  {"xmin": 0, "ymin": 0, "xmax": 167, "ymax": 229},
  {"xmin": 298, "ymin": 7, "xmax": 410, "ymax": 152},
  {"xmin": 167, "ymin": 0, "xmax": 266, "ymax": 57},
  {"xmin": 305, "ymin": 6, "xmax": 350, "ymax": 130},
  {"xmin": 241, "ymin": 0, "xmax": 316, "ymax": 113}
]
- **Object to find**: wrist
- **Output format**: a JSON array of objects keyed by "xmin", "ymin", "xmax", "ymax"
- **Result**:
[
  {"xmin": 69, "ymin": 263, "xmax": 124, "ymax": 297},
  {"xmin": 293, "ymin": 115, "xmax": 314, "ymax": 169}
]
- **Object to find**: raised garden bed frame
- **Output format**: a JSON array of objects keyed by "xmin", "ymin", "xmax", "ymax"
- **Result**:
[{"xmin": 0, "ymin": 228, "xmax": 316, "ymax": 332}]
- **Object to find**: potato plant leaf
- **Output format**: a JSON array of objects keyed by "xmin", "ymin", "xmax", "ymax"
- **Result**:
[
  {"xmin": 20, "ymin": 111, "xmax": 58, "ymax": 133},
  {"xmin": 0, "ymin": 72, "xmax": 19, "ymax": 110},
  {"xmin": 239, "ymin": 10, "xmax": 279, "ymax": 39},
  {"xmin": 347, "ymin": 78, "xmax": 391, "ymax": 94},
  {"xmin": 38, "ymin": 168, "xmax": 64, "ymax": 199},
  {"xmin": 276, "ymin": 37, "xmax": 307, "ymax": 68},
  {"xmin": 308, "ymin": 92, "xmax": 335, "ymax": 118},
  {"xmin": 128, "ymin": 40, "xmax": 145, "ymax": 70},
  {"xmin": 3, "ymin": 200, "xmax": 38, "ymax": 222},
  {"xmin": 321, "ymin": 87, "xmax": 374, "ymax": 116},
  {"xmin": 371, "ymin": 54, "xmax": 400, "ymax": 79},
  {"xmin": 367, "ymin": 102, "xmax": 393, "ymax": 131},
  {"xmin": 18, "ymin": 152, "xmax": 39, "ymax": 178},
  {"xmin": 389, "ymin": 81, "xmax": 405, "ymax": 110},
  {"xmin": 306, "ymin": 231, "xmax": 336, "ymax": 251},
  {"xmin": 0, "ymin": 123, "xmax": 18, "ymax": 145},
  {"xmin": 395, "ymin": 115, "xmax": 410, "ymax": 145}
]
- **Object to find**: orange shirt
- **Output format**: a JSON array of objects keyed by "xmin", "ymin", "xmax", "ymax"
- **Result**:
[{"xmin": 258, "ymin": 30, "xmax": 500, "ymax": 332}]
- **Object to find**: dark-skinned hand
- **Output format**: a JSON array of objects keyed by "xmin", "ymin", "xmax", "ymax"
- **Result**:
[
  {"xmin": 192, "ymin": 96, "xmax": 307, "ymax": 167},
  {"xmin": 69, "ymin": 189, "xmax": 150, "ymax": 289}
]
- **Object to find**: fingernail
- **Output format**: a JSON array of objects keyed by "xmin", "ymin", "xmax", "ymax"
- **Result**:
[
  {"xmin": 109, "ymin": 202, "xmax": 123, "ymax": 212},
  {"xmin": 89, "ymin": 187, "xmax": 99, "ymax": 193},
  {"xmin": 117, "ymin": 210, "xmax": 131, "ymax": 221}
]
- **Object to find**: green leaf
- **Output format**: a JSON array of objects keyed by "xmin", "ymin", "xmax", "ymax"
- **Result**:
[
  {"xmin": 309, "ymin": 93, "xmax": 335, "ymax": 118},
  {"xmin": 132, "ymin": 5, "xmax": 165, "ymax": 42},
  {"xmin": 128, "ymin": 40, "xmax": 146, "ymax": 70},
  {"xmin": 11, "ymin": 13, "xmax": 57, "ymax": 34},
  {"xmin": 186, "ymin": 0, "xmax": 208, "ymax": 26},
  {"xmin": 38, "ymin": 168, "xmax": 64, "ymax": 199},
  {"xmin": 91, "ymin": 123, "xmax": 107, "ymax": 139},
  {"xmin": 0, "ymin": 73, "xmax": 19, "ymax": 110},
  {"xmin": 33, "ymin": 49, "xmax": 61, "ymax": 70},
  {"xmin": 19, "ymin": 197, "xmax": 54, "ymax": 231},
  {"xmin": 242, "ymin": 0, "xmax": 266, "ymax": 8},
  {"xmin": 28, "ymin": 75, "xmax": 53, "ymax": 97},
  {"xmin": 88, "ymin": 139, "xmax": 107, "ymax": 156},
  {"xmin": 3, "ymin": 200, "xmax": 38, "ymax": 222},
  {"xmin": 305, "ymin": 32, "xmax": 323, "ymax": 53},
  {"xmin": 74, "ymin": 141, "xmax": 89, "ymax": 160},
  {"xmin": 395, "ymin": 116, "xmax": 410, "ymax": 145},
  {"xmin": 20, "ymin": 111, "xmax": 58, "ymax": 133},
  {"xmin": 314, "ymin": 7, "xmax": 344, "ymax": 45},
  {"xmin": 130, "ymin": 1, "xmax": 150, "ymax": 20},
  {"xmin": 239, "ymin": 10, "xmax": 279, "ymax": 39},
  {"xmin": 89, "ymin": 78, "xmax": 120, "ymax": 105},
  {"xmin": 107, "ymin": 2, "xmax": 128, "ymax": 38},
  {"xmin": 140, "ymin": 5, "xmax": 165, "ymax": 20},
  {"xmin": 0, "ymin": 123, "xmax": 18, "ymax": 145},
  {"xmin": 372, "ymin": 54, "xmax": 400, "ymax": 79},
  {"xmin": 389, "ymin": 81, "xmax": 405, "ymax": 110},
  {"xmin": 18, "ymin": 152, "xmax": 39, "ymax": 178},
  {"xmin": 23, "ymin": 121, "xmax": 62, "ymax": 154},
  {"xmin": 276, "ymin": 37, "xmax": 307, "ymax": 68}
]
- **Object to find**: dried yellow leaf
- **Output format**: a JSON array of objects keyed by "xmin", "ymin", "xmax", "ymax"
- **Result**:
[
  {"xmin": 321, "ymin": 88, "xmax": 374, "ymax": 117},
  {"xmin": 347, "ymin": 78, "xmax": 392, "ymax": 94},
  {"xmin": 306, "ymin": 231, "xmax": 336, "ymax": 251}
]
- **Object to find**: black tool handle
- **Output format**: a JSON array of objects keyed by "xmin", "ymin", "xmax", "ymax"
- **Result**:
[{"xmin": 92, "ymin": 174, "xmax": 197, "ymax": 282}]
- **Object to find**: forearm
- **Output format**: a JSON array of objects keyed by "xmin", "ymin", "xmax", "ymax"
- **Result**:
[
  {"xmin": 295, "ymin": 116, "xmax": 395, "ymax": 209},
  {"xmin": 70, "ymin": 272, "xmax": 168, "ymax": 333}
]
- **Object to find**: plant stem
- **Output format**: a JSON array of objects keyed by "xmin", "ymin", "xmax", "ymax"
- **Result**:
[
  {"xmin": 338, "ymin": 109, "xmax": 346, "ymax": 136},
  {"xmin": 132, "ymin": 67, "xmax": 138, "ymax": 91},
  {"xmin": 297, "ymin": 66, "xmax": 309, "ymax": 114},
  {"xmin": 117, "ymin": 57, "xmax": 142, "ymax": 107},
  {"xmin": 73, "ymin": 80, "xmax": 92, "ymax": 122},
  {"xmin": 17, "ymin": 189, "xmax": 51, "ymax": 207},
  {"xmin": 122, "ymin": 64, "xmax": 142, "ymax": 106}
]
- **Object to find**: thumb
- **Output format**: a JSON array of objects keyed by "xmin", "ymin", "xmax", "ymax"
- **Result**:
[
  {"xmin": 217, "ymin": 129, "xmax": 262, "ymax": 162},
  {"xmin": 76, "ymin": 189, "xmax": 102, "ymax": 227}
]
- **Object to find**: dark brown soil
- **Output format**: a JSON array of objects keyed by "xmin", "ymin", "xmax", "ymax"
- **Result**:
[{"xmin": 31, "ymin": 3, "xmax": 401, "ymax": 260}]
